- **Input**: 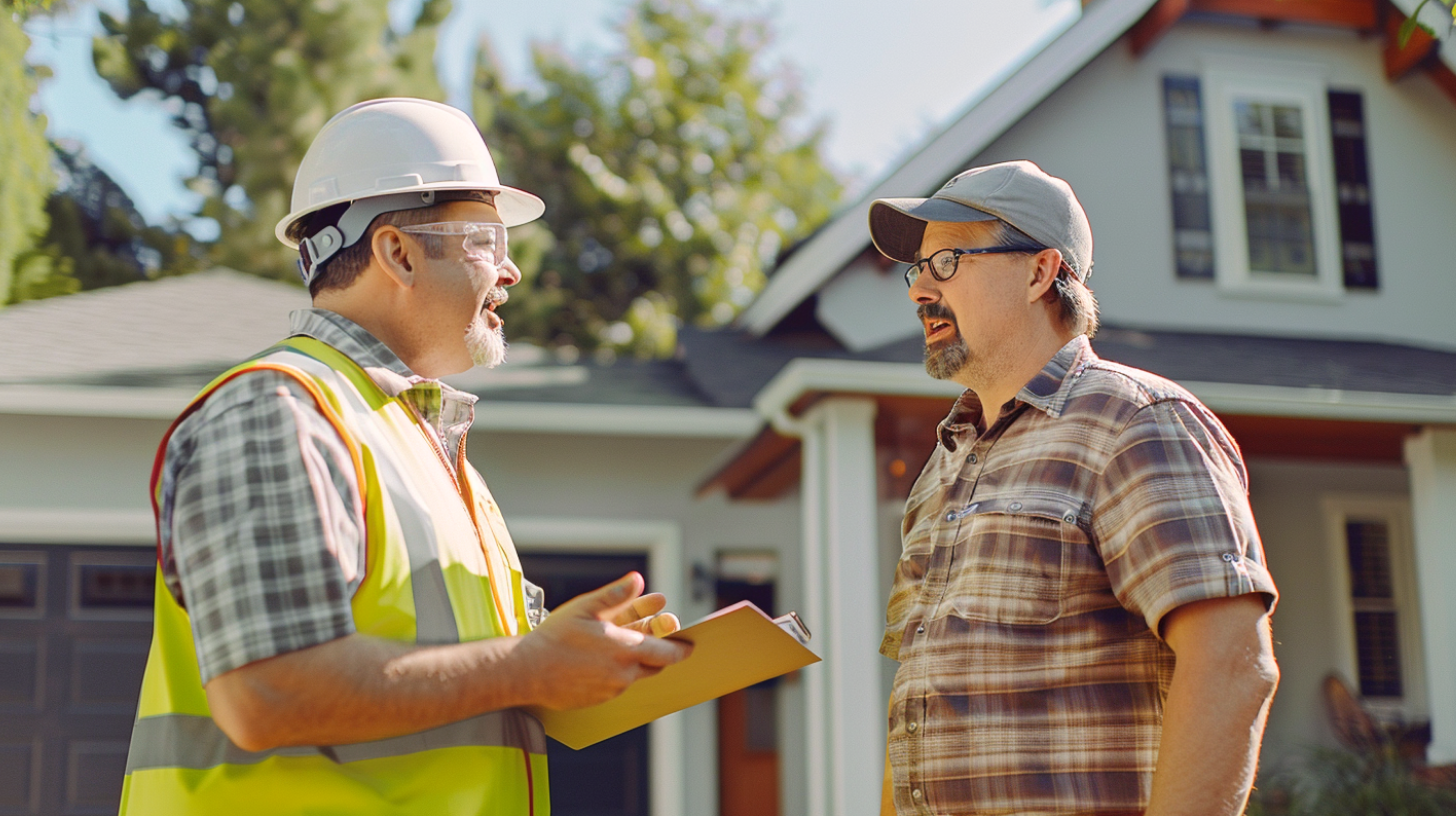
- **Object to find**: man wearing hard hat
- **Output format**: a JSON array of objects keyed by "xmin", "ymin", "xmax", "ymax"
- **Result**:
[{"xmin": 119, "ymin": 98, "xmax": 691, "ymax": 815}]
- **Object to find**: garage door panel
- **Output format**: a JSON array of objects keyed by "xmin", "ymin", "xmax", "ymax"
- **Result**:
[
  {"xmin": 69, "ymin": 639, "xmax": 148, "ymax": 711},
  {"xmin": 64, "ymin": 740, "xmax": 128, "ymax": 815},
  {"xmin": 0, "ymin": 639, "xmax": 42, "ymax": 709},
  {"xmin": 0, "ymin": 741, "xmax": 41, "ymax": 815}
]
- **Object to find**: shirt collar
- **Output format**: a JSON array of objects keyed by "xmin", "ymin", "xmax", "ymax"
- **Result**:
[
  {"xmin": 936, "ymin": 335, "xmax": 1094, "ymax": 448},
  {"xmin": 287, "ymin": 308, "xmax": 479, "ymax": 407}
]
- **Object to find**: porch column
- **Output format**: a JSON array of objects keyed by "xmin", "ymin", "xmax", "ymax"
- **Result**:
[
  {"xmin": 1405, "ymin": 427, "xmax": 1456, "ymax": 764},
  {"xmin": 798, "ymin": 397, "xmax": 884, "ymax": 816}
]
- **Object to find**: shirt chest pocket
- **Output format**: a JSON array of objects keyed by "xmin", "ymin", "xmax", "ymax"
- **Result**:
[{"xmin": 937, "ymin": 496, "xmax": 1087, "ymax": 626}]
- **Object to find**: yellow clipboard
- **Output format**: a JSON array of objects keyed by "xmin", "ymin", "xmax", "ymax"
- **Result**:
[{"xmin": 527, "ymin": 601, "xmax": 820, "ymax": 749}]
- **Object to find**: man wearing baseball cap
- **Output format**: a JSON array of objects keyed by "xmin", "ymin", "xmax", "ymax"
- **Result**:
[
  {"xmin": 120, "ymin": 98, "xmax": 691, "ymax": 815},
  {"xmin": 871, "ymin": 161, "xmax": 1279, "ymax": 815}
]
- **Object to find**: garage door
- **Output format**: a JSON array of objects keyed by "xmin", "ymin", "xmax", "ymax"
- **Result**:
[{"xmin": 0, "ymin": 545, "xmax": 154, "ymax": 816}]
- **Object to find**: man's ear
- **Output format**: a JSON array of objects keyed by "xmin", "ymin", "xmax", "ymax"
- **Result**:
[
  {"xmin": 1026, "ymin": 248, "xmax": 1061, "ymax": 304},
  {"xmin": 372, "ymin": 225, "xmax": 417, "ymax": 289}
]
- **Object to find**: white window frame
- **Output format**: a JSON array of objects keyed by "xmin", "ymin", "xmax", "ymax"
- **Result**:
[
  {"xmin": 1321, "ymin": 495, "xmax": 1427, "ymax": 723},
  {"xmin": 1202, "ymin": 56, "xmax": 1344, "ymax": 302}
]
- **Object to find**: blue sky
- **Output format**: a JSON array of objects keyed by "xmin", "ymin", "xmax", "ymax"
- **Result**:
[{"xmin": 24, "ymin": 0, "xmax": 1080, "ymax": 231}]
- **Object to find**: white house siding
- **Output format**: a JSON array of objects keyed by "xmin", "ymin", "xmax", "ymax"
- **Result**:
[
  {"xmin": 967, "ymin": 21, "xmax": 1456, "ymax": 352},
  {"xmin": 0, "ymin": 413, "xmax": 166, "ymax": 537}
]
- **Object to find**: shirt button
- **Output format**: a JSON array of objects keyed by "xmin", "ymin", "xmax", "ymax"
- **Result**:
[
  {"xmin": 968, "ymin": 453, "xmax": 978, "ymax": 464},
  {"xmin": 1062, "ymin": 512, "xmax": 1077, "ymax": 524},
  {"xmin": 912, "ymin": 788, "xmax": 923, "ymax": 802},
  {"xmin": 916, "ymin": 625, "xmax": 925, "ymax": 634},
  {"xmin": 1008, "ymin": 501, "xmax": 1023, "ymax": 512},
  {"xmin": 944, "ymin": 511, "xmax": 957, "ymax": 522},
  {"xmin": 1222, "ymin": 552, "xmax": 1240, "ymax": 563},
  {"xmin": 907, "ymin": 721, "xmax": 919, "ymax": 733}
]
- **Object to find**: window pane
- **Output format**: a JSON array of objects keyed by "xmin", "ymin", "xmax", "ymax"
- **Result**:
[
  {"xmin": 1354, "ymin": 611, "xmax": 1403, "ymax": 697},
  {"xmin": 76, "ymin": 564, "xmax": 154, "ymax": 610},
  {"xmin": 1235, "ymin": 97, "xmax": 1317, "ymax": 277},
  {"xmin": 1346, "ymin": 520, "xmax": 1393, "ymax": 599},
  {"xmin": 0, "ymin": 563, "xmax": 40, "ymax": 610}
]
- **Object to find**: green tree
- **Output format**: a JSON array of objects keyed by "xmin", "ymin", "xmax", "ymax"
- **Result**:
[
  {"xmin": 91, "ymin": 0, "xmax": 450, "ymax": 280},
  {"xmin": 476, "ymin": 0, "xmax": 842, "ymax": 358},
  {"xmin": 8, "ymin": 142, "xmax": 203, "ymax": 303},
  {"xmin": 0, "ymin": 6, "xmax": 56, "ymax": 301}
]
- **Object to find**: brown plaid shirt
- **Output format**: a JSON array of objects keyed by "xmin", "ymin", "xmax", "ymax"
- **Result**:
[{"xmin": 882, "ymin": 336, "xmax": 1277, "ymax": 815}]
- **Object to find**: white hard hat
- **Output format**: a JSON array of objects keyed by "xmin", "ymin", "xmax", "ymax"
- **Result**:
[{"xmin": 276, "ymin": 97, "xmax": 544, "ymax": 282}]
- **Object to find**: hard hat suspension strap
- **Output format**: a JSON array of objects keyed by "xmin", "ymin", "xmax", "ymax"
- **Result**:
[{"xmin": 296, "ymin": 191, "xmax": 439, "ymax": 285}]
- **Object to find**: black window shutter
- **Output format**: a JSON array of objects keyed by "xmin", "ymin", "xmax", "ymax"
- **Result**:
[
  {"xmin": 1162, "ymin": 75, "xmax": 1215, "ymax": 280},
  {"xmin": 1328, "ymin": 90, "xmax": 1379, "ymax": 289}
]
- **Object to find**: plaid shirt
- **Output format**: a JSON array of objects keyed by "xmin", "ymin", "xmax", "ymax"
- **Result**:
[
  {"xmin": 158, "ymin": 309, "xmax": 478, "ymax": 683},
  {"xmin": 882, "ymin": 336, "xmax": 1277, "ymax": 816}
]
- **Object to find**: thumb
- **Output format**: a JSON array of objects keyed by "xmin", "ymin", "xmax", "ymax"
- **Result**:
[{"xmin": 573, "ymin": 572, "xmax": 645, "ymax": 621}]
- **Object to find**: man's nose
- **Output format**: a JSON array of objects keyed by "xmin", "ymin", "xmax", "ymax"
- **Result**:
[
  {"xmin": 908, "ymin": 275, "xmax": 938, "ymax": 305},
  {"xmin": 499, "ymin": 258, "xmax": 523, "ymax": 287}
]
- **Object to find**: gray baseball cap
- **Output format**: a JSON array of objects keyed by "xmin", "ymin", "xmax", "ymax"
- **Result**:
[{"xmin": 868, "ymin": 160, "xmax": 1093, "ymax": 280}]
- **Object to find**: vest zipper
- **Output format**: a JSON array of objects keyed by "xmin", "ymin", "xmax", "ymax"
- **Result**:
[{"xmin": 399, "ymin": 399, "xmax": 515, "ymax": 636}]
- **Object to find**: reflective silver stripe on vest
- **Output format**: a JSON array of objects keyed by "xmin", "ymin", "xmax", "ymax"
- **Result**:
[
  {"xmin": 125, "ymin": 709, "xmax": 546, "ymax": 773},
  {"xmin": 372, "ymin": 438, "xmax": 461, "ymax": 645}
]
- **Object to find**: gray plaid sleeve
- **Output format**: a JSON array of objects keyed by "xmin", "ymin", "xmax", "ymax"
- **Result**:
[{"xmin": 164, "ymin": 370, "xmax": 363, "ymax": 683}]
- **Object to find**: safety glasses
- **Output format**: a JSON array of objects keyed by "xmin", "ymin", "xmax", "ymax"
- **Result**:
[{"xmin": 399, "ymin": 221, "xmax": 508, "ymax": 265}]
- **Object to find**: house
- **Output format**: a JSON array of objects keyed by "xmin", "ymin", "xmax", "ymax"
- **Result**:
[{"xmin": 2, "ymin": 0, "xmax": 1455, "ymax": 813}]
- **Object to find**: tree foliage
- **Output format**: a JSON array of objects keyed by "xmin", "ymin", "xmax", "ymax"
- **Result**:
[
  {"xmin": 0, "ymin": 9, "xmax": 56, "ymax": 301},
  {"xmin": 91, "ymin": 0, "xmax": 450, "ymax": 279},
  {"xmin": 9, "ymin": 143, "xmax": 203, "ymax": 303},
  {"xmin": 476, "ymin": 0, "xmax": 842, "ymax": 358}
]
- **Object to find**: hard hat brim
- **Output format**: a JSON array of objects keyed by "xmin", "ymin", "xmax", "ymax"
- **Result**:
[{"xmin": 275, "ymin": 182, "xmax": 546, "ymax": 249}]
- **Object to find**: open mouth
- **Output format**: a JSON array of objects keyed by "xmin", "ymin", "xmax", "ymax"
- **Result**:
[
  {"xmin": 924, "ymin": 316, "xmax": 956, "ymax": 344},
  {"xmin": 481, "ymin": 288, "xmax": 508, "ymax": 329}
]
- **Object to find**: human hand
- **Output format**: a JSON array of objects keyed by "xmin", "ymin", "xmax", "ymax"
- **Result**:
[
  {"xmin": 515, "ymin": 572, "xmax": 692, "ymax": 710},
  {"xmin": 612, "ymin": 591, "xmax": 683, "ymax": 637}
]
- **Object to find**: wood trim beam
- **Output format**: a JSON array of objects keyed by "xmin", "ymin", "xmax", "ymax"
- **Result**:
[
  {"xmin": 1189, "ymin": 0, "xmax": 1380, "ymax": 29},
  {"xmin": 1384, "ymin": 2, "xmax": 1440, "ymax": 80},
  {"xmin": 1129, "ymin": 0, "xmax": 1191, "ymax": 56}
]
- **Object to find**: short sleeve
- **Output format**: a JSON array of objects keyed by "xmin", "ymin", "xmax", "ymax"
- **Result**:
[
  {"xmin": 1091, "ymin": 399, "xmax": 1277, "ymax": 637},
  {"xmin": 162, "ymin": 370, "xmax": 364, "ymax": 682}
]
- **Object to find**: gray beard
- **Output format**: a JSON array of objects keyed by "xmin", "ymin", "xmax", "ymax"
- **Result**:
[
  {"xmin": 465, "ymin": 316, "xmax": 507, "ymax": 369},
  {"xmin": 924, "ymin": 333, "xmax": 969, "ymax": 380}
]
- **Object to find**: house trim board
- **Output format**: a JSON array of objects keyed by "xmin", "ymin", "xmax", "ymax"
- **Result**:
[
  {"xmin": 737, "ymin": 0, "xmax": 1161, "ymax": 336},
  {"xmin": 0, "ymin": 384, "xmax": 760, "ymax": 438}
]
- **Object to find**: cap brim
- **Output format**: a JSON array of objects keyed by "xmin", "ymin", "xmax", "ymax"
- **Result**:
[{"xmin": 868, "ymin": 198, "xmax": 997, "ymax": 264}]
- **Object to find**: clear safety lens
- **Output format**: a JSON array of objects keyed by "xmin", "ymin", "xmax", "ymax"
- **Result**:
[{"xmin": 400, "ymin": 222, "xmax": 508, "ymax": 264}]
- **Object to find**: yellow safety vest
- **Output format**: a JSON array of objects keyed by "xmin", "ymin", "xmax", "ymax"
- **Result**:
[{"xmin": 120, "ymin": 336, "xmax": 549, "ymax": 815}]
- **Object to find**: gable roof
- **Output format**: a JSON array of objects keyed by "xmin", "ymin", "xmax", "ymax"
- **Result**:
[{"xmin": 738, "ymin": 0, "xmax": 1456, "ymax": 338}]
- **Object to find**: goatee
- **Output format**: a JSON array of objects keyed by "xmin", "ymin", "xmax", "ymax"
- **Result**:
[
  {"xmin": 918, "ymin": 302, "xmax": 968, "ymax": 380},
  {"xmin": 465, "ymin": 316, "xmax": 507, "ymax": 369}
]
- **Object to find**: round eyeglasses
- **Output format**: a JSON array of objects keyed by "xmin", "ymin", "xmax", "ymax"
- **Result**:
[
  {"xmin": 903, "ymin": 245, "xmax": 1044, "ymax": 287},
  {"xmin": 399, "ymin": 221, "xmax": 508, "ymax": 265}
]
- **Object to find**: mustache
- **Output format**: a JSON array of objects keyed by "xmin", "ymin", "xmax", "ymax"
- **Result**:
[
  {"xmin": 484, "ymin": 287, "xmax": 509, "ymax": 307},
  {"xmin": 917, "ymin": 302, "xmax": 955, "ymax": 323}
]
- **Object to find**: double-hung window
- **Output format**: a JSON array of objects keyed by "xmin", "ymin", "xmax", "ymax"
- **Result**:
[{"xmin": 1162, "ymin": 58, "xmax": 1379, "ymax": 298}]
